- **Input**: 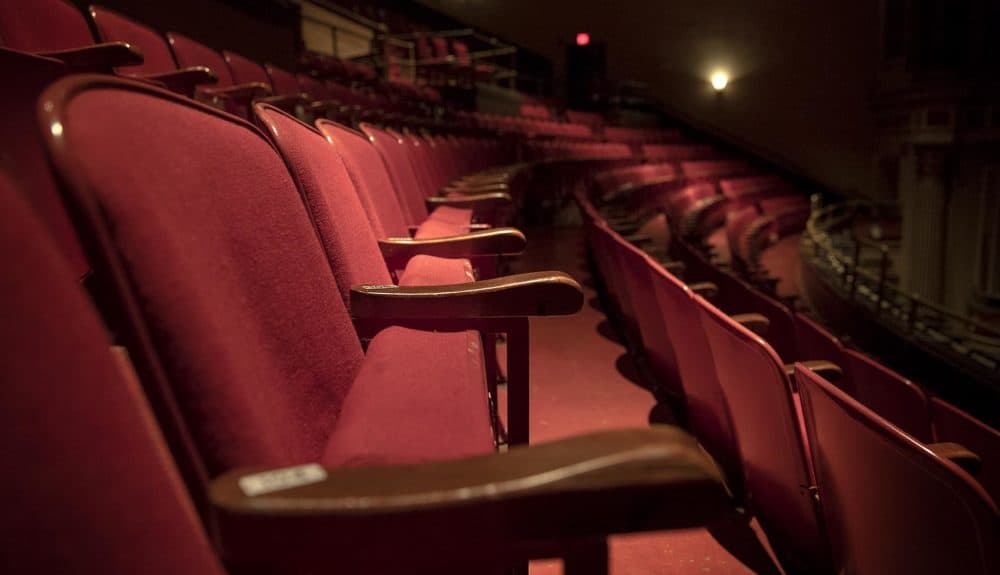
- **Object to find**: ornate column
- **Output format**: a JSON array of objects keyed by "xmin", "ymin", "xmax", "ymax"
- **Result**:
[{"xmin": 900, "ymin": 145, "xmax": 949, "ymax": 302}]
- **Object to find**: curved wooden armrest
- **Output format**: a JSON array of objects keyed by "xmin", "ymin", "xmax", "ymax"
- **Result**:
[
  {"xmin": 209, "ymin": 427, "xmax": 729, "ymax": 573},
  {"xmin": 351, "ymin": 271, "xmax": 582, "ymax": 319},
  {"xmin": 379, "ymin": 228, "xmax": 525, "ymax": 262},
  {"xmin": 441, "ymin": 181, "xmax": 510, "ymax": 195},
  {"xmin": 659, "ymin": 260, "xmax": 685, "ymax": 275},
  {"xmin": 688, "ymin": 282, "xmax": 718, "ymax": 299},
  {"xmin": 427, "ymin": 192, "xmax": 512, "ymax": 211},
  {"xmin": 731, "ymin": 313, "xmax": 770, "ymax": 336},
  {"xmin": 928, "ymin": 442, "xmax": 982, "ymax": 476},
  {"xmin": 40, "ymin": 42, "xmax": 143, "ymax": 72},
  {"xmin": 203, "ymin": 81, "xmax": 272, "ymax": 102},
  {"xmin": 623, "ymin": 232, "xmax": 651, "ymax": 245},
  {"xmin": 787, "ymin": 360, "xmax": 843, "ymax": 382},
  {"xmin": 142, "ymin": 66, "xmax": 217, "ymax": 97}
]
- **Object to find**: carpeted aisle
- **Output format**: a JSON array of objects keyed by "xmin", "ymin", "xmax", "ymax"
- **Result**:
[{"xmin": 499, "ymin": 226, "xmax": 777, "ymax": 575}]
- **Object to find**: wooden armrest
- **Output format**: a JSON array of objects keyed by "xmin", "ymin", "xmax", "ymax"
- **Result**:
[
  {"xmin": 928, "ymin": 442, "xmax": 982, "ymax": 476},
  {"xmin": 442, "ymin": 182, "xmax": 511, "ymax": 195},
  {"xmin": 623, "ymin": 233, "xmax": 651, "ymax": 245},
  {"xmin": 688, "ymin": 282, "xmax": 718, "ymax": 299},
  {"xmin": 203, "ymin": 81, "xmax": 272, "ymax": 102},
  {"xmin": 379, "ymin": 228, "xmax": 525, "ymax": 262},
  {"xmin": 426, "ymin": 192, "xmax": 512, "ymax": 211},
  {"xmin": 40, "ymin": 42, "xmax": 143, "ymax": 72},
  {"xmin": 661, "ymin": 260, "xmax": 685, "ymax": 275},
  {"xmin": 350, "ymin": 271, "xmax": 582, "ymax": 319},
  {"xmin": 142, "ymin": 66, "xmax": 217, "ymax": 98},
  {"xmin": 731, "ymin": 313, "xmax": 769, "ymax": 336},
  {"xmin": 209, "ymin": 427, "xmax": 730, "ymax": 573},
  {"xmin": 786, "ymin": 360, "xmax": 843, "ymax": 382}
]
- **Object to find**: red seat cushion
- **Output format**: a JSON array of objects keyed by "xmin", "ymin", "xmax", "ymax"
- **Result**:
[
  {"xmin": 397, "ymin": 254, "xmax": 475, "ymax": 287},
  {"xmin": 427, "ymin": 204, "xmax": 474, "ymax": 227},
  {"xmin": 413, "ymin": 217, "xmax": 468, "ymax": 240},
  {"xmin": 323, "ymin": 326, "xmax": 494, "ymax": 467}
]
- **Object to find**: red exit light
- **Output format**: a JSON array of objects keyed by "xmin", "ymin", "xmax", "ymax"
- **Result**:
[{"xmin": 576, "ymin": 32, "xmax": 590, "ymax": 46}]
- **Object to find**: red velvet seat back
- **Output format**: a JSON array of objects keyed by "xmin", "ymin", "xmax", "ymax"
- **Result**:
[
  {"xmin": 0, "ymin": 173, "xmax": 224, "ymax": 575},
  {"xmin": 609, "ymin": 230, "xmax": 684, "ymax": 397},
  {"xmin": 362, "ymin": 122, "xmax": 430, "ymax": 223},
  {"xmin": 224, "ymin": 49, "xmax": 270, "ymax": 86},
  {"xmin": 841, "ymin": 349, "xmax": 933, "ymax": 442},
  {"xmin": 695, "ymin": 294, "xmax": 828, "ymax": 570},
  {"xmin": 167, "ymin": 32, "xmax": 235, "ymax": 87},
  {"xmin": 931, "ymin": 398, "xmax": 1000, "ymax": 502},
  {"xmin": 793, "ymin": 313, "xmax": 845, "ymax": 367},
  {"xmin": 0, "ymin": 48, "xmax": 90, "ymax": 280},
  {"xmin": 648, "ymin": 263, "xmax": 742, "ymax": 492},
  {"xmin": 0, "ymin": 0, "xmax": 93, "ymax": 52},
  {"xmin": 254, "ymin": 104, "xmax": 392, "ymax": 305},
  {"xmin": 795, "ymin": 366, "xmax": 1000, "ymax": 575},
  {"xmin": 44, "ymin": 77, "xmax": 363, "ymax": 474},
  {"xmin": 89, "ymin": 6, "xmax": 176, "ymax": 75},
  {"xmin": 393, "ymin": 129, "xmax": 439, "ymax": 198},
  {"xmin": 641, "ymin": 144, "xmax": 715, "ymax": 161},
  {"xmin": 316, "ymin": 119, "xmax": 410, "ymax": 238},
  {"xmin": 265, "ymin": 63, "xmax": 300, "ymax": 96}
]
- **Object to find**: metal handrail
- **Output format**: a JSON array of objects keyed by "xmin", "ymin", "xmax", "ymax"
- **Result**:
[{"xmin": 803, "ymin": 198, "xmax": 1000, "ymax": 370}]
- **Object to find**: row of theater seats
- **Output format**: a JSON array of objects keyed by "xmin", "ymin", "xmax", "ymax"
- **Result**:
[
  {"xmin": 0, "ymin": 0, "xmax": 444, "ymax": 125},
  {"xmin": 0, "ymin": 44, "xmax": 755, "ymax": 571},
  {"xmin": 407, "ymin": 32, "xmax": 496, "ymax": 87},
  {"xmin": 462, "ymin": 110, "xmax": 683, "ymax": 146},
  {"xmin": 578, "ymin": 148, "xmax": 1000, "ymax": 573}
]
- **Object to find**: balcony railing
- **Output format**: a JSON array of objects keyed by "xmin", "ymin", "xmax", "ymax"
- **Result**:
[{"xmin": 802, "ymin": 198, "xmax": 1000, "ymax": 377}]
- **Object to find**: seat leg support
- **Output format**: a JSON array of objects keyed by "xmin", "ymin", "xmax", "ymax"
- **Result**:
[{"xmin": 506, "ymin": 317, "xmax": 530, "ymax": 446}]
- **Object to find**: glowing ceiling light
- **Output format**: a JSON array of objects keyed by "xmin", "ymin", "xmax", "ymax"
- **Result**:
[
  {"xmin": 576, "ymin": 32, "xmax": 590, "ymax": 47},
  {"xmin": 710, "ymin": 71, "xmax": 729, "ymax": 92}
]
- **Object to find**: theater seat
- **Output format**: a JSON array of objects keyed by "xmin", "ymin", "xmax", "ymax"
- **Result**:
[
  {"xmin": 695, "ymin": 294, "xmax": 830, "ymax": 572},
  {"xmin": 0, "ymin": 0, "xmax": 143, "ymax": 71},
  {"xmin": 316, "ymin": 118, "xmax": 519, "ymax": 264},
  {"xmin": 363, "ymin": 122, "xmax": 509, "ymax": 229},
  {"xmin": 34, "ymin": 76, "xmax": 731, "ymax": 574},
  {"xmin": 795, "ymin": 365, "xmax": 1000, "ymax": 575},
  {"xmin": 931, "ymin": 398, "xmax": 1000, "ymax": 503},
  {"xmin": 0, "ymin": 171, "xmax": 224, "ymax": 575},
  {"xmin": 87, "ymin": 5, "xmax": 217, "ymax": 96},
  {"xmin": 166, "ymin": 31, "xmax": 271, "ymax": 115}
]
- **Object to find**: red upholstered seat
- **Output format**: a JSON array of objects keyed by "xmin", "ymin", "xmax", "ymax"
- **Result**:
[
  {"xmin": 41, "ymin": 77, "xmax": 494, "ymax": 481},
  {"xmin": 931, "ymin": 398, "xmax": 1000, "ymax": 503},
  {"xmin": 254, "ymin": 104, "xmax": 479, "ymax": 291},
  {"xmin": 794, "ymin": 314, "xmax": 935, "ymax": 441},
  {"xmin": 695, "ymin": 294, "xmax": 829, "ymax": 572},
  {"xmin": 363, "ymin": 122, "xmax": 474, "ymax": 228},
  {"xmin": 0, "ymin": 0, "xmax": 93, "ymax": 52},
  {"xmin": 317, "ymin": 118, "xmax": 417, "ymax": 236},
  {"xmin": 88, "ymin": 5, "xmax": 176, "ymax": 75},
  {"xmin": 398, "ymin": 254, "xmax": 475, "ymax": 286},
  {"xmin": 841, "ymin": 348, "xmax": 933, "ymax": 441},
  {"xmin": 795, "ymin": 366, "xmax": 1000, "ymax": 575},
  {"xmin": 323, "ymin": 327, "xmax": 493, "ymax": 467},
  {"xmin": 223, "ymin": 49, "xmax": 270, "ymax": 85},
  {"xmin": 0, "ymin": 172, "xmax": 224, "ymax": 575},
  {"xmin": 647, "ymin": 255, "xmax": 744, "ymax": 496},
  {"xmin": 603, "ymin": 223, "xmax": 684, "ymax": 399},
  {"xmin": 317, "ymin": 119, "xmax": 472, "ymax": 239},
  {"xmin": 167, "ymin": 31, "xmax": 236, "ymax": 86}
]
